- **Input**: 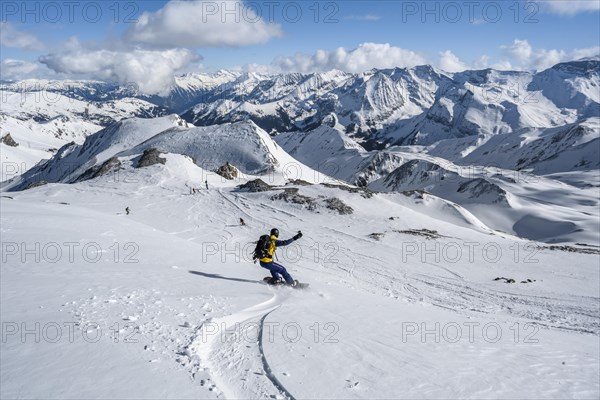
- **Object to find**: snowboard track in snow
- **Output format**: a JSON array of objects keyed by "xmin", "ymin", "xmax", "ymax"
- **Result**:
[
  {"xmin": 186, "ymin": 293, "xmax": 297, "ymax": 399},
  {"xmin": 257, "ymin": 310, "xmax": 297, "ymax": 400}
]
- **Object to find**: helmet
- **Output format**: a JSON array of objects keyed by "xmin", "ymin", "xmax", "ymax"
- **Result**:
[{"xmin": 270, "ymin": 228, "xmax": 279, "ymax": 238}]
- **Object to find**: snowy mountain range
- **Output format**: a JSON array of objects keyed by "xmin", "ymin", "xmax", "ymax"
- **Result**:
[{"xmin": 1, "ymin": 59, "xmax": 599, "ymax": 243}]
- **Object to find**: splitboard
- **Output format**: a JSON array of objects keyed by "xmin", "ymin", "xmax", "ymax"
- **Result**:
[{"xmin": 262, "ymin": 277, "xmax": 309, "ymax": 289}]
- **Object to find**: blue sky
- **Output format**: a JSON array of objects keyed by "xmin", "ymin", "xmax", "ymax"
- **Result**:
[{"xmin": 1, "ymin": 0, "xmax": 598, "ymax": 93}]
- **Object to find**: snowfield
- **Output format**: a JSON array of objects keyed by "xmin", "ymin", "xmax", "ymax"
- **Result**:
[{"xmin": 1, "ymin": 152, "xmax": 598, "ymax": 399}]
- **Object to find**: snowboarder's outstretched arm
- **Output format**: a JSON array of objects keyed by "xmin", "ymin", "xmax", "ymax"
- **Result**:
[{"xmin": 275, "ymin": 231, "xmax": 302, "ymax": 247}]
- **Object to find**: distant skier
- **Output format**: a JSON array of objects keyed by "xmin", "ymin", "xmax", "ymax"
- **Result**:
[
  {"xmin": 125, "ymin": 207, "xmax": 130, "ymax": 215},
  {"xmin": 205, "ymin": 180, "xmax": 208, "ymax": 190},
  {"xmin": 253, "ymin": 228, "xmax": 302, "ymax": 286},
  {"xmin": 240, "ymin": 218, "xmax": 246, "ymax": 226}
]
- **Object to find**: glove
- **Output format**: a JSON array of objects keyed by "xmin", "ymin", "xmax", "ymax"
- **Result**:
[{"xmin": 293, "ymin": 231, "xmax": 303, "ymax": 241}]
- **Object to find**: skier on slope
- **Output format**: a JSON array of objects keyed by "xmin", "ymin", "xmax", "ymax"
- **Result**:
[{"xmin": 255, "ymin": 228, "xmax": 302, "ymax": 286}]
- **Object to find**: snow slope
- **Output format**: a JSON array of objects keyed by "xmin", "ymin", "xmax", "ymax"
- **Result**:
[
  {"xmin": 1, "ymin": 153, "xmax": 599, "ymax": 399},
  {"xmin": 121, "ymin": 120, "xmax": 320, "ymax": 177},
  {"xmin": 0, "ymin": 115, "xmax": 99, "ymax": 181},
  {"xmin": 3, "ymin": 116, "xmax": 340, "ymax": 193},
  {"xmin": 1, "ymin": 115, "xmax": 187, "ymax": 188},
  {"xmin": 0, "ymin": 82, "xmax": 172, "ymax": 181}
]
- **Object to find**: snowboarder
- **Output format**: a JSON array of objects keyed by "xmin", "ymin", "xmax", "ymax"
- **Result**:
[{"xmin": 254, "ymin": 228, "xmax": 302, "ymax": 286}]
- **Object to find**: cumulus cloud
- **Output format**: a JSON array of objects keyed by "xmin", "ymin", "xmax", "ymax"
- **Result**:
[
  {"xmin": 571, "ymin": 46, "xmax": 600, "ymax": 60},
  {"xmin": 500, "ymin": 39, "xmax": 600, "ymax": 70},
  {"xmin": 437, "ymin": 50, "xmax": 469, "ymax": 72},
  {"xmin": 536, "ymin": 0, "xmax": 600, "ymax": 15},
  {"xmin": 39, "ymin": 47, "xmax": 199, "ymax": 95},
  {"xmin": 0, "ymin": 59, "xmax": 44, "ymax": 80},
  {"xmin": 469, "ymin": 55, "xmax": 514, "ymax": 71},
  {"xmin": 0, "ymin": 22, "xmax": 44, "ymax": 51},
  {"xmin": 244, "ymin": 41, "xmax": 598, "ymax": 76},
  {"xmin": 125, "ymin": 0, "xmax": 282, "ymax": 48},
  {"xmin": 501, "ymin": 39, "xmax": 532, "ymax": 64},
  {"xmin": 532, "ymin": 49, "xmax": 567, "ymax": 70},
  {"xmin": 272, "ymin": 43, "xmax": 426, "ymax": 73},
  {"xmin": 27, "ymin": 0, "xmax": 282, "ymax": 93},
  {"xmin": 264, "ymin": 41, "xmax": 599, "ymax": 76}
]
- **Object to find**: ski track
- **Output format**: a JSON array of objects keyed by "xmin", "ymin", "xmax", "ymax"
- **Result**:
[
  {"xmin": 257, "ymin": 311, "xmax": 297, "ymax": 400},
  {"xmin": 66, "ymin": 283, "xmax": 299, "ymax": 399},
  {"xmin": 184, "ymin": 293, "xmax": 296, "ymax": 399}
]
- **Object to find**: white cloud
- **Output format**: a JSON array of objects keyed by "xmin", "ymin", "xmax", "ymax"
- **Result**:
[
  {"xmin": 244, "ymin": 41, "xmax": 598, "ymax": 76},
  {"xmin": 536, "ymin": 0, "xmax": 600, "ymax": 15},
  {"xmin": 571, "ymin": 46, "xmax": 600, "ymax": 60},
  {"xmin": 501, "ymin": 39, "xmax": 532, "ymax": 64},
  {"xmin": 473, "ymin": 55, "xmax": 490, "ymax": 69},
  {"xmin": 532, "ymin": 49, "xmax": 567, "ymax": 70},
  {"xmin": 125, "ymin": 0, "xmax": 282, "ymax": 48},
  {"xmin": 0, "ymin": 22, "xmax": 44, "ymax": 51},
  {"xmin": 500, "ymin": 39, "xmax": 599, "ymax": 70},
  {"xmin": 0, "ymin": 59, "xmax": 43, "ymax": 80},
  {"xmin": 437, "ymin": 50, "xmax": 469, "ymax": 72},
  {"xmin": 272, "ymin": 43, "xmax": 427, "ymax": 73},
  {"xmin": 39, "ymin": 47, "xmax": 199, "ymax": 95}
]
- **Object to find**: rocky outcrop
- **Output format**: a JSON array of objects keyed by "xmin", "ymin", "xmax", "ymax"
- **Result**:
[
  {"xmin": 137, "ymin": 148, "xmax": 166, "ymax": 168},
  {"xmin": 215, "ymin": 162, "xmax": 239, "ymax": 180},
  {"xmin": 324, "ymin": 197, "xmax": 354, "ymax": 215},
  {"xmin": 77, "ymin": 157, "xmax": 122, "ymax": 182},
  {"xmin": 1, "ymin": 133, "xmax": 18, "ymax": 147},
  {"xmin": 237, "ymin": 179, "xmax": 274, "ymax": 192}
]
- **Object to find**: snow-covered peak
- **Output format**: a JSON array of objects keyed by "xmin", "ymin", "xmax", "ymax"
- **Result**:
[
  {"xmin": 2, "ymin": 115, "xmax": 186, "ymax": 188},
  {"xmin": 4, "ymin": 115, "xmax": 334, "ymax": 191}
]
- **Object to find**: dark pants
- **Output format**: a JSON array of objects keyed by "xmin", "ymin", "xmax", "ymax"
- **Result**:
[{"xmin": 259, "ymin": 261, "xmax": 294, "ymax": 284}]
